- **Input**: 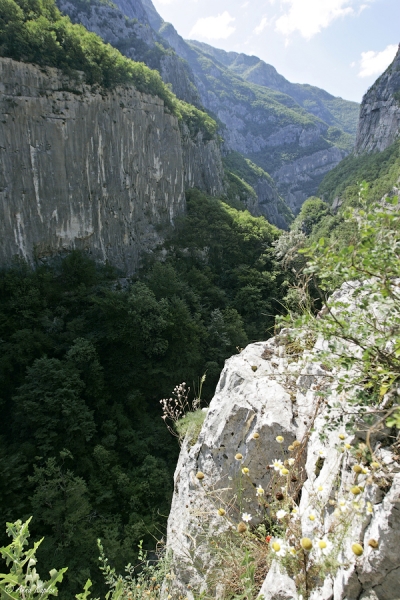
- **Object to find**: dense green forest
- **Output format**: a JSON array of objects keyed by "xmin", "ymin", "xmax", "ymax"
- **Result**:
[
  {"xmin": 0, "ymin": 0, "xmax": 217, "ymax": 138},
  {"xmin": 0, "ymin": 190, "xmax": 283, "ymax": 597}
]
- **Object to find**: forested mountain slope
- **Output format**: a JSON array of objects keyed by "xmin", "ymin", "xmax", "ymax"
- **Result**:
[
  {"xmin": 153, "ymin": 18, "xmax": 357, "ymax": 213},
  {"xmin": 190, "ymin": 40, "xmax": 359, "ymax": 136},
  {"xmin": 0, "ymin": 190, "xmax": 284, "ymax": 598}
]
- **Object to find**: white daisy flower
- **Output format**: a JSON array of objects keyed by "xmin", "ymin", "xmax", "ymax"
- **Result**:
[
  {"xmin": 242, "ymin": 512, "xmax": 252, "ymax": 523},
  {"xmin": 271, "ymin": 539, "xmax": 286, "ymax": 557},
  {"xmin": 338, "ymin": 498, "xmax": 349, "ymax": 513},
  {"xmin": 256, "ymin": 485, "xmax": 265, "ymax": 496},
  {"xmin": 315, "ymin": 537, "xmax": 332, "ymax": 556},
  {"xmin": 318, "ymin": 449, "xmax": 326, "ymax": 458},
  {"xmin": 288, "ymin": 547, "xmax": 297, "ymax": 556},
  {"xmin": 276, "ymin": 510, "xmax": 287, "ymax": 520},
  {"xmin": 287, "ymin": 458, "xmax": 295, "ymax": 466},
  {"xmin": 270, "ymin": 459, "xmax": 284, "ymax": 472},
  {"xmin": 366, "ymin": 502, "xmax": 373, "ymax": 515},
  {"xmin": 308, "ymin": 512, "xmax": 317, "ymax": 522},
  {"xmin": 352, "ymin": 499, "xmax": 365, "ymax": 513}
]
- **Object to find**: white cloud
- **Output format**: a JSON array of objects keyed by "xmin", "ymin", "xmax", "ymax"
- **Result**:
[
  {"xmin": 254, "ymin": 16, "xmax": 269, "ymax": 35},
  {"xmin": 189, "ymin": 11, "xmax": 236, "ymax": 40},
  {"xmin": 275, "ymin": 0, "xmax": 363, "ymax": 40},
  {"xmin": 358, "ymin": 44, "xmax": 398, "ymax": 78}
]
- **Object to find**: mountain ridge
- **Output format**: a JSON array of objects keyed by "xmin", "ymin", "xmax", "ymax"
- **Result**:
[{"xmin": 55, "ymin": 0, "xmax": 359, "ymax": 215}]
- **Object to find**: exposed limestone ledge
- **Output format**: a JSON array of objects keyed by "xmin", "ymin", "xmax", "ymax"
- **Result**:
[
  {"xmin": 0, "ymin": 58, "xmax": 223, "ymax": 272},
  {"xmin": 166, "ymin": 326, "xmax": 400, "ymax": 599}
]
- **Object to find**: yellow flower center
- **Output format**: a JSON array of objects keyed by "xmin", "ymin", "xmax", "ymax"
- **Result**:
[
  {"xmin": 272, "ymin": 542, "xmax": 281, "ymax": 552},
  {"xmin": 318, "ymin": 540, "xmax": 327, "ymax": 549}
]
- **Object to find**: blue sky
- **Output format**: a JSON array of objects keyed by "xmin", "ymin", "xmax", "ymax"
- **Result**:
[{"xmin": 151, "ymin": 0, "xmax": 400, "ymax": 102}]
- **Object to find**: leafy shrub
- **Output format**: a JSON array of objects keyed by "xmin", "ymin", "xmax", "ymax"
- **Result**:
[
  {"xmin": 174, "ymin": 409, "xmax": 207, "ymax": 445},
  {"xmin": 279, "ymin": 186, "xmax": 400, "ymax": 432}
]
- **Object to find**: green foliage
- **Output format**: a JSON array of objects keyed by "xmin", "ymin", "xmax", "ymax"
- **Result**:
[
  {"xmin": 223, "ymin": 152, "xmax": 294, "ymax": 226},
  {"xmin": 174, "ymin": 409, "xmax": 206, "ymax": 445},
  {"xmin": 279, "ymin": 187, "xmax": 400, "ymax": 430},
  {"xmin": 162, "ymin": 189, "xmax": 283, "ymax": 342},
  {"xmin": 292, "ymin": 197, "xmax": 331, "ymax": 236},
  {"xmin": 0, "ymin": 517, "xmax": 67, "ymax": 599},
  {"xmin": 0, "ymin": 519, "xmax": 172, "ymax": 600},
  {"xmin": 0, "ymin": 191, "xmax": 284, "ymax": 596},
  {"xmin": 318, "ymin": 139, "xmax": 400, "ymax": 205},
  {"xmin": 224, "ymin": 152, "xmax": 274, "ymax": 188},
  {"xmin": 176, "ymin": 101, "xmax": 218, "ymax": 141},
  {"xmin": 0, "ymin": 0, "xmax": 216, "ymax": 138}
]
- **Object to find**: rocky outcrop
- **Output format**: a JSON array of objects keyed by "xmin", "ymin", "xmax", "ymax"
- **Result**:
[
  {"xmin": 166, "ymin": 339, "xmax": 305, "ymax": 597},
  {"xmin": 0, "ymin": 58, "xmax": 223, "ymax": 272},
  {"xmin": 274, "ymin": 146, "xmax": 347, "ymax": 213},
  {"xmin": 165, "ymin": 319, "xmax": 399, "ymax": 598},
  {"xmin": 253, "ymin": 177, "xmax": 291, "ymax": 230},
  {"xmin": 355, "ymin": 45, "xmax": 400, "ymax": 155}
]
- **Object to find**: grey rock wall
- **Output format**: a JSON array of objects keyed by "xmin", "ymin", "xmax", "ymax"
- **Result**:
[
  {"xmin": 274, "ymin": 146, "xmax": 347, "ymax": 212},
  {"xmin": 355, "ymin": 45, "xmax": 400, "ymax": 155},
  {"xmin": 0, "ymin": 58, "xmax": 223, "ymax": 272},
  {"xmin": 165, "ymin": 311, "xmax": 399, "ymax": 598}
]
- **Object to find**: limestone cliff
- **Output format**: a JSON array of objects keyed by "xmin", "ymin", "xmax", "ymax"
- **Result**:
[
  {"xmin": 0, "ymin": 58, "xmax": 223, "ymax": 272},
  {"xmin": 355, "ymin": 45, "xmax": 400, "ymax": 155},
  {"xmin": 165, "ymin": 295, "xmax": 400, "ymax": 598}
]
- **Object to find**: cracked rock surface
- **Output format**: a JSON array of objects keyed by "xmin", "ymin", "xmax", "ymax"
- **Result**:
[{"xmin": 166, "ymin": 328, "xmax": 400, "ymax": 599}]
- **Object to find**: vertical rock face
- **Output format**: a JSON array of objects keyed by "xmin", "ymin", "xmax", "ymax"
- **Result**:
[
  {"xmin": 0, "ymin": 58, "xmax": 223, "ymax": 272},
  {"xmin": 355, "ymin": 45, "xmax": 400, "ymax": 155}
]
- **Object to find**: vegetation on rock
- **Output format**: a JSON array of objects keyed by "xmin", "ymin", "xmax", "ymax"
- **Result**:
[{"xmin": 0, "ymin": 0, "xmax": 217, "ymax": 137}]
